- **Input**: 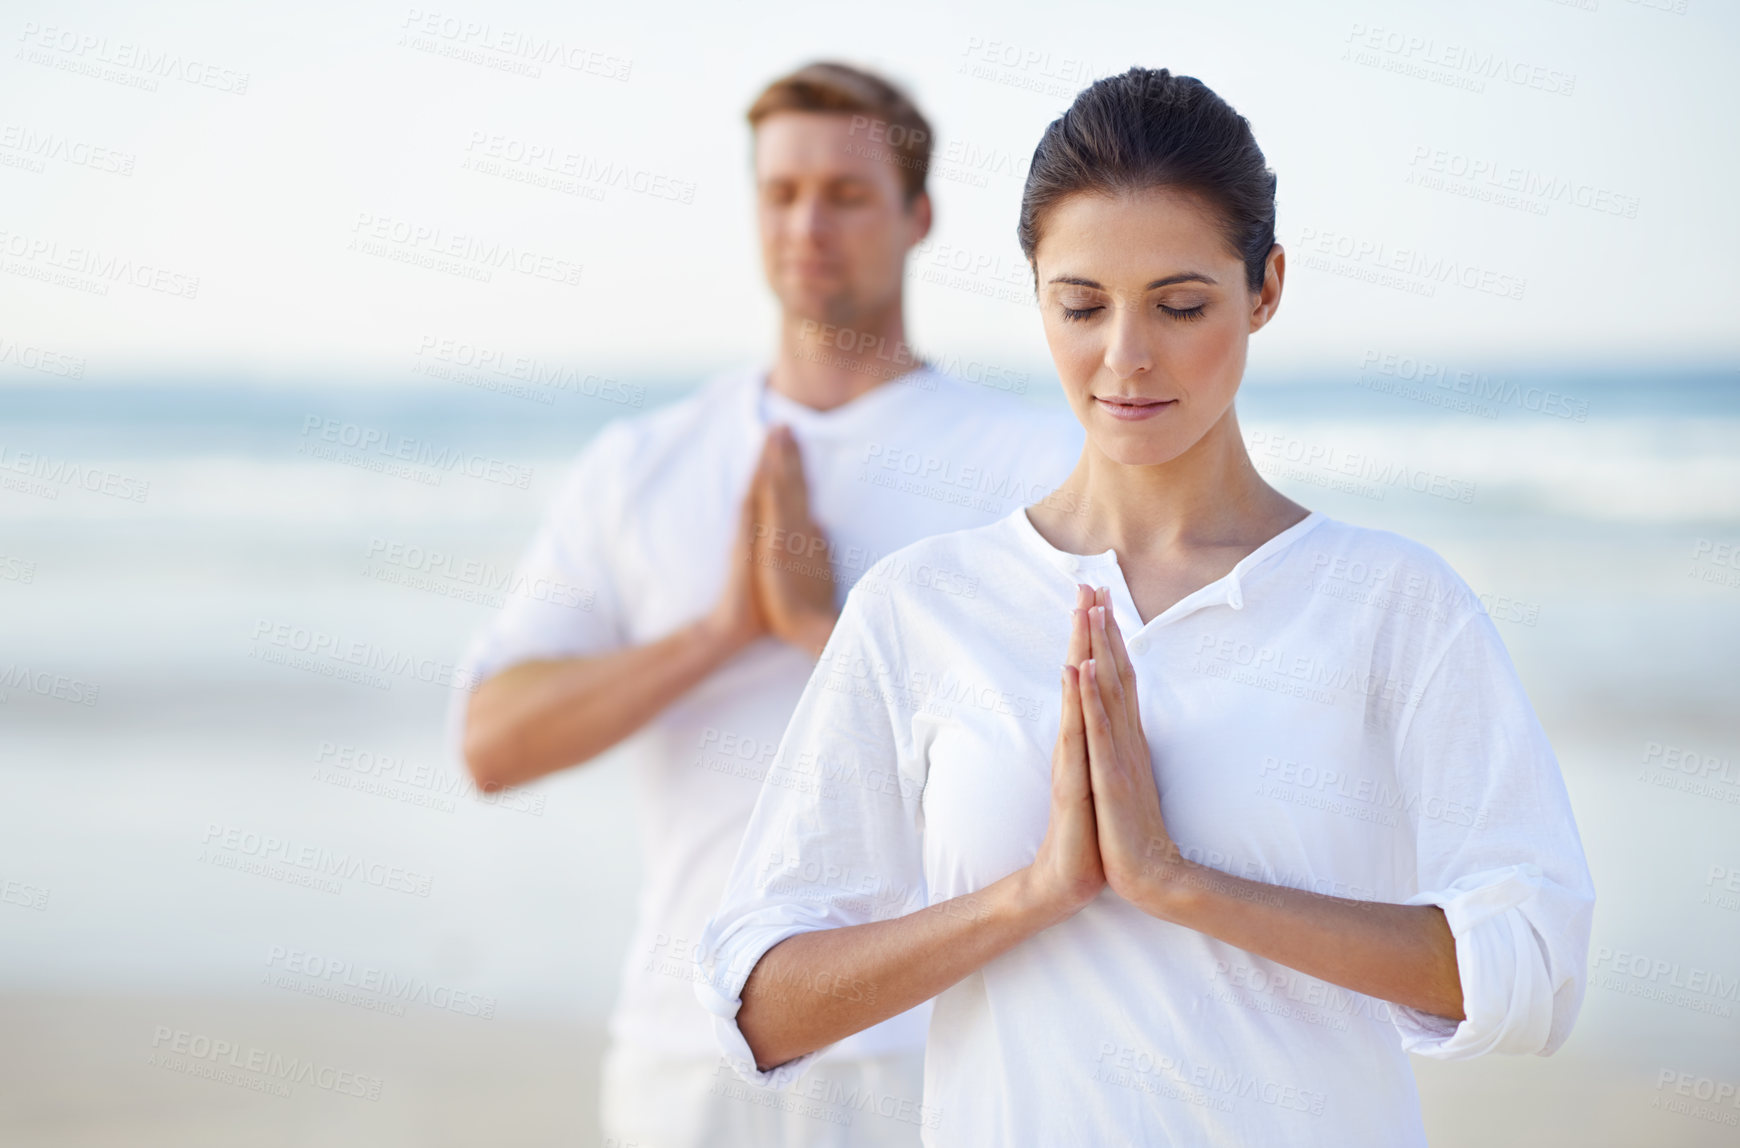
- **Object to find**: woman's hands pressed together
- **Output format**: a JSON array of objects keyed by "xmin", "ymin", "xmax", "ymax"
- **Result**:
[
  {"xmin": 1073, "ymin": 585, "xmax": 1192, "ymax": 914},
  {"xmin": 1023, "ymin": 584, "xmax": 1107, "ymax": 926},
  {"xmin": 1026, "ymin": 584, "xmax": 1189, "ymax": 926}
]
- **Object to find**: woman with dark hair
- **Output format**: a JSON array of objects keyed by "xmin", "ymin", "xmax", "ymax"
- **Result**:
[{"xmin": 697, "ymin": 67, "xmax": 1594, "ymax": 1145}]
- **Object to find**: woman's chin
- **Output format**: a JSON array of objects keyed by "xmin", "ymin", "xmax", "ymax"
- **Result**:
[{"xmin": 1091, "ymin": 432, "xmax": 1191, "ymax": 469}]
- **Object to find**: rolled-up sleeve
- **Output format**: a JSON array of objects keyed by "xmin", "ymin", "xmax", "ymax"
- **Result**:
[
  {"xmin": 1389, "ymin": 610, "xmax": 1595, "ymax": 1059},
  {"xmin": 694, "ymin": 569, "xmax": 929, "ymax": 1087}
]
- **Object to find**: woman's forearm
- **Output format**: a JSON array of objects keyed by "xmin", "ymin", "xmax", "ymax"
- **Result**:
[
  {"xmin": 1138, "ymin": 858, "xmax": 1465, "ymax": 1021},
  {"xmin": 737, "ymin": 869, "xmax": 1068, "ymax": 1071}
]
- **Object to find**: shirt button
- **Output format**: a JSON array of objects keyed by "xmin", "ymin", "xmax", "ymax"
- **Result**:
[{"xmin": 1129, "ymin": 635, "xmax": 1149, "ymax": 655}]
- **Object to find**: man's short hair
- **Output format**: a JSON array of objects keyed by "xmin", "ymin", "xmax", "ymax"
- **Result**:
[{"xmin": 746, "ymin": 61, "xmax": 934, "ymax": 204}]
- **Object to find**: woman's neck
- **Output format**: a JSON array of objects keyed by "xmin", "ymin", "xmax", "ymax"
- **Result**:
[{"xmin": 1030, "ymin": 406, "xmax": 1306, "ymax": 560}]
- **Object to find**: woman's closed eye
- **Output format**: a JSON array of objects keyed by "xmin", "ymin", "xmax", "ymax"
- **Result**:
[{"xmin": 1058, "ymin": 301, "xmax": 1209, "ymax": 322}]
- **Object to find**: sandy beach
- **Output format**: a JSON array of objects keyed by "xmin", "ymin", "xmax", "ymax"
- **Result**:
[{"xmin": 1, "ymin": 994, "xmax": 1734, "ymax": 1146}]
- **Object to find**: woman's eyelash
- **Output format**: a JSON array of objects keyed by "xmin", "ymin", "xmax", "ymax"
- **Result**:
[{"xmin": 1059, "ymin": 303, "xmax": 1207, "ymax": 322}]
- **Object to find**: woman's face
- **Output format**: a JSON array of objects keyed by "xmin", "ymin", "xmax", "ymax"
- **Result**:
[{"xmin": 1032, "ymin": 187, "xmax": 1283, "ymax": 468}]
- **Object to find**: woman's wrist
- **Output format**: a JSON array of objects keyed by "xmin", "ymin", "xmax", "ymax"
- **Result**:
[
  {"xmin": 1007, "ymin": 866, "xmax": 1095, "ymax": 935},
  {"xmin": 1130, "ymin": 847, "xmax": 1208, "ymax": 925}
]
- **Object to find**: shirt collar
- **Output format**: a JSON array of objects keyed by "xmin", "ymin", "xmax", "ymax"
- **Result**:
[
  {"xmin": 743, "ymin": 364, "xmax": 943, "ymax": 435},
  {"xmin": 1006, "ymin": 504, "xmax": 1327, "ymax": 614}
]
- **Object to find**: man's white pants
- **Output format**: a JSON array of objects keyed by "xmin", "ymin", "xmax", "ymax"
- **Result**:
[{"xmin": 600, "ymin": 1043, "xmax": 928, "ymax": 1147}]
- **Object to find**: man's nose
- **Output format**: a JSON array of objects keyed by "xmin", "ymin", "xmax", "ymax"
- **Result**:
[{"xmin": 787, "ymin": 195, "xmax": 830, "ymax": 241}]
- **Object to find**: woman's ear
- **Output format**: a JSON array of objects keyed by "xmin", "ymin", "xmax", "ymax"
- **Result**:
[{"xmin": 1249, "ymin": 243, "xmax": 1285, "ymax": 332}]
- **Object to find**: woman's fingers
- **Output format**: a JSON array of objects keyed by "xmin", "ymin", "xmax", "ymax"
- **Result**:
[
  {"xmin": 1054, "ymin": 663, "xmax": 1089, "ymax": 795},
  {"xmin": 1077, "ymin": 657, "xmax": 1117, "ymax": 788},
  {"xmin": 1096, "ymin": 589, "xmax": 1141, "ymax": 726},
  {"xmin": 1086, "ymin": 600, "xmax": 1133, "ymax": 747},
  {"xmin": 1055, "ymin": 588, "xmax": 1091, "ymax": 799},
  {"xmin": 1037, "ymin": 658, "xmax": 1104, "ymax": 914},
  {"xmin": 1064, "ymin": 583, "xmax": 1091, "ymax": 669},
  {"xmin": 1052, "ymin": 586, "xmax": 1094, "ymax": 807}
]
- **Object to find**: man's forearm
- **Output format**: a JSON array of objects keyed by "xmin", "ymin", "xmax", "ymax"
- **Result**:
[
  {"xmin": 463, "ymin": 617, "xmax": 751, "ymax": 790},
  {"xmin": 787, "ymin": 608, "xmax": 839, "ymax": 659}
]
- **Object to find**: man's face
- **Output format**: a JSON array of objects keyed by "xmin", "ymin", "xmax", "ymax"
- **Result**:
[{"xmin": 753, "ymin": 112, "xmax": 931, "ymax": 329}]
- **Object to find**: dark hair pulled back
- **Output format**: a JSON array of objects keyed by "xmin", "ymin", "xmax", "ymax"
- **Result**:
[{"xmin": 1017, "ymin": 67, "xmax": 1277, "ymax": 294}]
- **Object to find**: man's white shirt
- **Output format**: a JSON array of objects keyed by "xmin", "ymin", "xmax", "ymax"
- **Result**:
[
  {"xmin": 456, "ymin": 363, "xmax": 1084, "ymax": 1059},
  {"xmin": 697, "ymin": 503, "xmax": 1595, "ymax": 1146}
]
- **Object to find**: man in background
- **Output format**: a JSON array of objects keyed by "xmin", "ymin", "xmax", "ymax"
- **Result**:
[{"xmin": 456, "ymin": 61, "xmax": 1082, "ymax": 1147}]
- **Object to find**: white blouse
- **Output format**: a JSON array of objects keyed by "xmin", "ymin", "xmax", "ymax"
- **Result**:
[{"xmin": 696, "ymin": 504, "xmax": 1595, "ymax": 1146}]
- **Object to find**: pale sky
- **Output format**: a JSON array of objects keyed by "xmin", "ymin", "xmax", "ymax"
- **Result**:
[{"xmin": 2, "ymin": 0, "xmax": 1735, "ymax": 385}]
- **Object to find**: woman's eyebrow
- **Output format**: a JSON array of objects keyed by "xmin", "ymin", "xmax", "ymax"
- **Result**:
[{"xmin": 1045, "ymin": 272, "xmax": 1219, "ymax": 289}]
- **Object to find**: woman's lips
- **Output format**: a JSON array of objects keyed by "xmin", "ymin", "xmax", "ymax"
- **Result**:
[{"xmin": 1095, "ymin": 396, "xmax": 1177, "ymax": 422}]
